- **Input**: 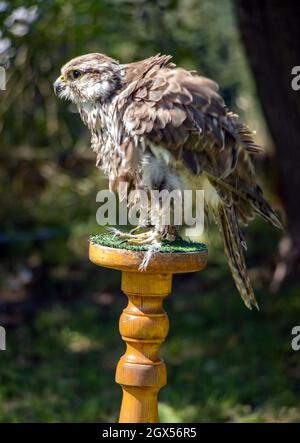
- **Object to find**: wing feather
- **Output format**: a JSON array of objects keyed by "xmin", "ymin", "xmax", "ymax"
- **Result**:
[
  {"xmin": 113, "ymin": 53, "xmax": 282, "ymax": 308},
  {"xmin": 119, "ymin": 54, "xmax": 281, "ymax": 229}
]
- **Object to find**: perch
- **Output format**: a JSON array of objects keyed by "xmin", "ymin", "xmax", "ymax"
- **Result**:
[{"xmin": 89, "ymin": 234, "xmax": 207, "ymax": 423}]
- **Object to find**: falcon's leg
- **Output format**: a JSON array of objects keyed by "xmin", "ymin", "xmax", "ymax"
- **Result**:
[{"xmin": 108, "ymin": 153, "xmax": 182, "ymax": 267}]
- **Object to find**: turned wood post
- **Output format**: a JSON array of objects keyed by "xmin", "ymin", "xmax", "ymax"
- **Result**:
[{"xmin": 89, "ymin": 241, "xmax": 207, "ymax": 423}]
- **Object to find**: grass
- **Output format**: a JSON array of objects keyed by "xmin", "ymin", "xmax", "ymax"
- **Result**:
[{"xmin": 90, "ymin": 233, "xmax": 207, "ymax": 253}]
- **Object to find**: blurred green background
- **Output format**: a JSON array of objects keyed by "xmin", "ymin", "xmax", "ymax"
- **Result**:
[{"xmin": 0, "ymin": 0, "xmax": 299, "ymax": 423}]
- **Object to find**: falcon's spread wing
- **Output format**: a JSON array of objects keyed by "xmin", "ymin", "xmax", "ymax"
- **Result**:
[
  {"xmin": 117, "ymin": 54, "xmax": 281, "ymax": 309},
  {"xmin": 119, "ymin": 54, "xmax": 279, "ymax": 229}
]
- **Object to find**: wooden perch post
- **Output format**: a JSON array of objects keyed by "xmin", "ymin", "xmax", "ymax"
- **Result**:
[{"xmin": 89, "ymin": 237, "xmax": 207, "ymax": 423}]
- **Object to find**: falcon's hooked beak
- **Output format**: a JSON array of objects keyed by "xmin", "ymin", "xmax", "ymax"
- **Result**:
[{"xmin": 53, "ymin": 75, "xmax": 65, "ymax": 96}]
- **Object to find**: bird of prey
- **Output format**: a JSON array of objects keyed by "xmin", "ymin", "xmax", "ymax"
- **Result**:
[{"xmin": 54, "ymin": 53, "xmax": 282, "ymax": 309}]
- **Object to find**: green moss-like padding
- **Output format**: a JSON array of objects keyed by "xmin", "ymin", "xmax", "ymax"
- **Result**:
[{"xmin": 90, "ymin": 233, "xmax": 207, "ymax": 253}]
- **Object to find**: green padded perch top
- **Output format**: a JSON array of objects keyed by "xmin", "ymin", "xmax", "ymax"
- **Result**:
[{"xmin": 90, "ymin": 233, "xmax": 207, "ymax": 254}]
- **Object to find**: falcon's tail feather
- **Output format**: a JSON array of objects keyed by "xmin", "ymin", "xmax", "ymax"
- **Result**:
[{"xmin": 214, "ymin": 204, "xmax": 259, "ymax": 310}]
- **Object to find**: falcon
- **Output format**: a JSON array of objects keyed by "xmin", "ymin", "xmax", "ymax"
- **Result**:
[{"xmin": 54, "ymin": 53, "xmax": 282, "ymax": 309}]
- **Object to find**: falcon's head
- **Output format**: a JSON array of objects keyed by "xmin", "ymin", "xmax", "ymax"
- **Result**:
[{"xmin": 53, "ymin": 53, "xmax": 122, "ymax": 104}]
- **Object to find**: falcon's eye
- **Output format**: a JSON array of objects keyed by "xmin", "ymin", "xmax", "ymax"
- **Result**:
[{"xmin": 71, "ymin": 70, "xmax": 82, "ymax": 80}]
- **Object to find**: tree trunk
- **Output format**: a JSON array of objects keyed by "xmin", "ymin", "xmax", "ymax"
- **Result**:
[{"xmin": 235, "ymin": 0, "xmax": 300, "ymax": 289}]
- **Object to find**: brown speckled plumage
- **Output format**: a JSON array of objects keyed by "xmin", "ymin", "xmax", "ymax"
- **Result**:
[{"xmin": 54, "ymin": 52, "xmax": 282, "ymax": 309}]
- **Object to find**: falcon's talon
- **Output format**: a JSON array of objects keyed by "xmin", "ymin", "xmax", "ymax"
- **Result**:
[
  {"xmin": 129, "ymin": 225, "xmax": 148, "ymax": 235},
  {"xmin": 106, "ymin": 227, "xmax": 122, "ymax": 239},
  {"xmin": 139, "ymin": 242, "xmax": 162, "ymax": 271}
]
